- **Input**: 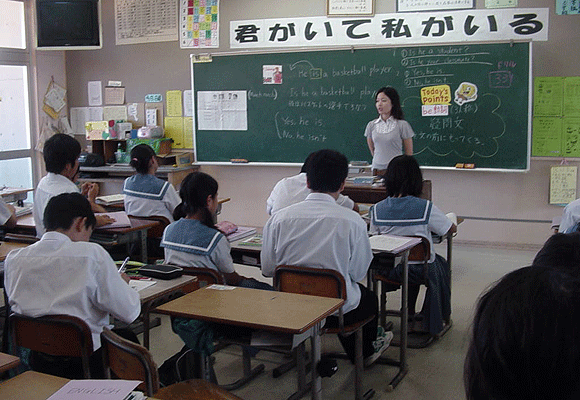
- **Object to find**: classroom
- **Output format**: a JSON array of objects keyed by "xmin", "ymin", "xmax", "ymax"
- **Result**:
[{"xmin": 1, "ymin": 0, "xmax": 580, "ymax": 399}]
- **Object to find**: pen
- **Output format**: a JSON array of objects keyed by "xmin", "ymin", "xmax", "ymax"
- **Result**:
[{"xmin": 118, "ymin": 256, "xmax": 130, "ymax": 274}]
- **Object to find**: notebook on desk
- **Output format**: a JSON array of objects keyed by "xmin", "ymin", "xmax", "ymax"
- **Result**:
[
  {"xmin": 95, "ymin": 211, "xmax": 131, "ymax": 228},
  {"xmin": 369, "ymin": 234, "xmax": 417, "ymax": 253},
  {"xmin": 96, "ymin": 193, "xmax": 125, "ymax": 206}
]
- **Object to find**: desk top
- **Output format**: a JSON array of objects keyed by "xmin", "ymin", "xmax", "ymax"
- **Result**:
[
  {"xmin": 155, "ymin": 285, "xmax": 343, "ymax": 334},
  {"xmin": 0, "ymin": 371, "xmax": 69, "ymax": 399},
  {"xmin": 15, "ymin": 214, "xmax": 159, "ymax": 236},
  {"xmin": 139, "ymin": 275, "xmax": 197, "ymax": 304},
  {"xmin": 0, "ymin": 352, "xmax": 20, "ymax": 374},
  {"xmin": 0, "ymin": 241, "xmax": 29, "ymax": 262}
]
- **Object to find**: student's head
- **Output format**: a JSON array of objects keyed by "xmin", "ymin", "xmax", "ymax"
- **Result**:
[
  {"xmin": 306, "ymin": 149, "xmax": 348, "ymax": 193},
  {"xmin": 532, "ymin": 232, "xmax": 580, "ymax": 272},
  {"xmin": 43, "ymin": 192, "xmax": 97, "ymax": 240},
  {"xmin": 43, "ymin": 133, "xmax": 82, "ymax": 176},
  {"xmin": 300, "ymin": 152, "xmax": 315, "ymax": 174},
  {"xmin": 129, "ymin": 144, "xmax": 157, "ymax": 174},
  {"xmin": 384, "ymin": 155, "xmax": 423, "ymax": 197},
  {"xmin": 464, "ymin": 266, "xmax": 580, "ymax": 400},
  {"xmin": 174, "ymin": 172, "xmax": 218, "ymax": 228},
  {"xmin": 375, "ymin": 87, "xmax": 404, "ymax": 120}
]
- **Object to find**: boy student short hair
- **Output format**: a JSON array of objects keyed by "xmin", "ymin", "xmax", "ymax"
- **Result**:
[
  {"xmin": 532, "ymin": 232, "xmax": 580, "ymax": 272},
  {"xmin": 306, "ymin": 149, "xmax": 348, "ymax": 193},
  {"xmin": 384, "ymin": 155, "xmax": 423, "ymax": 198},
  {"xmin": 376, "ymin": 86, "xmax": 404, "ymax": 120},
  {"xmin": 300, "ymin": 152, "xmax": 315, "ymax": 174},
  {"xmin": 130, "ymin": 144, "xmax": 157, "ymax": 174},
  {"xmin": 43, "ymin": 192, "xmax": 97, "ymax": 231},
  {"xmin": 43, "ymin": 133, "xmax": 82, "ymax": 174},
  {"xmin": 464, "ymin": 266, "xmax": 580, "ymax": 400}
]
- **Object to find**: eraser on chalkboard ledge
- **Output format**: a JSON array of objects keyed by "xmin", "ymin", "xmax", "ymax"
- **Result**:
[
  {"xmin": 230, "ymin": 158, "xmax": 249, "ymax": 163},
  {"xmin": 455, "ymin": 163, "xmax": 475, "ymax": 169},
  {"xmin": 455, "ymin": 163, "xmax": 464, "ymax": 169}
]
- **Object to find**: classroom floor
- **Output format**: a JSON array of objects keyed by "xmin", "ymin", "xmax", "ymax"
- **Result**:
[{"xmin": 144, "ymin": 243, "xmax": 540, "ymax": 400}]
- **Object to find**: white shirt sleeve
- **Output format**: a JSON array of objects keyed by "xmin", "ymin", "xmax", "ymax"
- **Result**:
[
  {"xmin": 336, "ymin": 194, "xmax": 355, "ymax": 210},
  {"xmin": 363, "ymin": 120, "xmax": 374, "ymax": 138},
  {"xmin": 399, "ymin": 120, "xmax": 415, "ymax": 139},
  {"xmin": 266, "ymin": 181, "xmax": 283, "ymax": 215},
  {"xmin": 260, "ymin": 218, "xmax": 277, "ymax": 277},
  {"xmin": 0, "ymin": 197, "xmax": 12, "ymax": 225},
  {"xmin": 428, "ymin": 204, "xmax": 453, "ymax": 237},
  {"xmin": 348, "ymin": 220, "xmax": 373, "ymax": 283},
  {"xmin": 92, "ymin": 247, "xmax": 141, "ymax": 324},
  {"xmin": 163, "ymin": 184, "xmax": 181, "ymax": 219},
  {"xmin": 211, "ymin": 236, "xmax": 236, "ymax": 274}
]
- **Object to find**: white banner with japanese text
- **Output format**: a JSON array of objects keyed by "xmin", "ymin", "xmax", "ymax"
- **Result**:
[{"xmin": 230, "ymin": 8, "xmax": 548, "ymax": 49}]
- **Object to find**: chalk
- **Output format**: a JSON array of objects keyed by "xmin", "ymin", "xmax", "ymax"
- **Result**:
[{"xmin": 230, "ymin": 158, "xmax": 249, "ymax": 163}]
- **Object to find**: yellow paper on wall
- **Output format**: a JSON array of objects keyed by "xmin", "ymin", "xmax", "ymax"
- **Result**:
[
  {"xmin": 166, "ymin": 90, "xmax": 183, "ymax": 117},
  {"xmin": 550, "ymin": 165, "xmax": 577, "ymax": 205},
  {"xmin": 183, "ymin": 117, "xmax": 194, "ymax": 149},
  {"xmin": 164, "ymin": 116, "xmax": 184, "ymax": 148}
]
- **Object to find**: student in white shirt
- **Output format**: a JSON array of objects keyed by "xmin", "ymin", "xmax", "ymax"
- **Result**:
[
  {"xmin": 261, "ymin": 149, "xmax": 393, "ymax": 367},
  {"xmin": 33, "ymin": 133, "xmax": 112, "ymax": 237},
  {"xmin": 5, "ymin": 192, "xmax": 140, "ymax": 378},
  {"xmin": 0, "ymin": 197, "xmax": 16, "ymax": 228},
  {"xmin": 266, "ymin": 152, "xmax": 358, "ymax": 215},
  {"xmin": 123, "ymin": 144, "xmax": 180, "ymax": 222},
  {"xmin": 559, "ymin": 198, "xmax": 580, "ymax": 233}
]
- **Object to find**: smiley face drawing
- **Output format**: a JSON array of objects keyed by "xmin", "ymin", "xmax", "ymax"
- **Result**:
[{"xmin": 454, "ymin": 82, "xmax": 478, "ymax": 106}]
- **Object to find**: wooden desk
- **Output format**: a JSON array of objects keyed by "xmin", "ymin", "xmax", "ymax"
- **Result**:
[
  {"xmin": 14, "ymin": 215, "xmax": 160, "ymax": 262},
  {"xmin": 0, "ymin": 370, "xmax": 158, "ymax": 399},
  {"xmin": 0, "ymin": 352, "xmax": 20, "ymax": 374},
  {"xmin": 229, "ymin": 228, "xmax": 262, "ymax": 267},
  {"xmin": 342, "ymin": 179, "xmax": 432, "ymax": 203},
  {"xmin": 155, "ymin": 285, "xmax": 343, "ymax": 400},
  {"xmin": 138, "ymin": 275, "xmax": 198, "ymax": 349},
  {"xmin": 0, "ymin": 241, "xmax": 29, "ymax": 262}
]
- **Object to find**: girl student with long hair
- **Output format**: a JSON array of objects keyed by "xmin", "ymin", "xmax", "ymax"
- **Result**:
[
  {"xmin": 123, "ymin": 144, "xmax": 181, "ymax": 222},
  {"xmin": 364, "ymin": 87, "xmax": 414, "ymax": 176},
  {"xmin": 161, "ymin": 171, "xmax": 272, "ymax": 289}
]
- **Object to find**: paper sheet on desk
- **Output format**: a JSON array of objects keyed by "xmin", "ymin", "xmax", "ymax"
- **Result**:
[
  {"xmin": 47, "ymin": 379, "xmax": 140, "ymax": 400},
  {"xmin": 129, "ymin": 279, "xmax": 156, "ymax": 292},
  {"xmin": 95, "ymin": 211, "xmax": 131, "ymax": 228},
  {"xmin": 369, "ymin": 235, "xmax": 415, "ymax": 252}
]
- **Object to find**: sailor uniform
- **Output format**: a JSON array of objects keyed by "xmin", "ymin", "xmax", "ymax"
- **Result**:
[{"xmin": 123, "ymin": 174, "xmax": 180, "ymax": 222}]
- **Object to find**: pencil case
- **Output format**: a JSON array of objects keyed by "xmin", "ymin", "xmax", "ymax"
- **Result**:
[{"xmin": 138, "ymin": 264, "xmax": 183, "ymax": 280}]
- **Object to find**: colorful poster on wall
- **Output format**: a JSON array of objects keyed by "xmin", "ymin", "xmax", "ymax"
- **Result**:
[{"xmin": 180, "ymin": 0, "xmax": 219, "ymax": 48}]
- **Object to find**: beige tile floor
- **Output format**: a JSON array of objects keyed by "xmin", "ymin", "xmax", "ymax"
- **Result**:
[{"xmin": 144, "ymin": 243, "xmax": 539, "ymax": 400}]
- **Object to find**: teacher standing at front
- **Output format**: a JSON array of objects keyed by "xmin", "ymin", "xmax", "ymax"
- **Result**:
[{"xmin": 364, "ymin": 87, "xmax": 414, "ymax": 176}]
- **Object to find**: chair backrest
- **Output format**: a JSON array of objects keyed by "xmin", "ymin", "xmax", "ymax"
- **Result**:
[
  {"xmin": 408, "ymin": 236, "xmax": 431, "ymax": 263},
  {"xmin": 274, "ymin": 265, "xmax": 346, "ymax": 330},
  {"xmin": 9, "ymin": 313, "xmax": 93, "ymax": 378},
  {"xmin": 128, "ymin": 215, "xmax": 171, "ymax": 238},
  {"xmin": 101, "ymin": 327, "xmax": 159, "ymax": 396},
  {"xmin": 180, "ymin": 266, "xmax": 225, "ymax": 288}
]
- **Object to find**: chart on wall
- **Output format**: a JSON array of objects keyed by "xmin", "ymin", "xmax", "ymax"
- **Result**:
[{"xmin": 191, "ymin": 42, "xmax": 531, "ymax": 170}]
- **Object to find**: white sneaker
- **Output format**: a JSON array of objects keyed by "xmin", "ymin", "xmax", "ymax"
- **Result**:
[{"xmin": 364, "ymin": 330, "xmax": 394, "ymax": 368}]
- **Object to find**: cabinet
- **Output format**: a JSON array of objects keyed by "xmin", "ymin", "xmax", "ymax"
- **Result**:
[{"xmin": 91, "ymin": 140, "xmax": 126, "ymax": 164}]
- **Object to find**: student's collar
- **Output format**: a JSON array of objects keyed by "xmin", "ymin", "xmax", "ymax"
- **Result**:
[
  {"xmin": 305, "ymin": 192, "xmax": 337, "ymax": 202},
  {"xmin": 41, "ymin": 230, "xmax": 72, "ymax": 242}
]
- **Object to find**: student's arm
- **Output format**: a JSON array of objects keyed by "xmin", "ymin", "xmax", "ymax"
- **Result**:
[
  {"xmin": 403, "ymin": 138, "xmax": 413, "ymax": 155},
  {"xmin": 428, "ymin": 204, "xmax": 456, "ymax": 237},
  {"xmin": 366, "ymin": 136, "xmax": 375, "ymax": 157},
  {"xmin": 212, "ymin": 236, "xmax": 250, "ymax": 285},
  {"xmin": 163, "ymin": 184, "xmax": 182, "ymax": 215},
  {"xmin": 260, "ymin": 219, "xmax": 277, "ymax": 277},
  {"xmin": 349, "ymin": 221, "xmax": 374, "ymax": 282}
]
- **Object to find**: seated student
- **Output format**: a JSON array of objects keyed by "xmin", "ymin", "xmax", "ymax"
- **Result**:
[
  {"xmin": 266, "ymin": 152, "xmax": 358, "ymax": 215},
  {"xmin": 369, "ymin": 155, "xmax": 456, "ymax": 336},
  {"xmin": 532, "ymin": 231, "xmax": 580, "ymax": 271},
  {"xmin": 161, "ymin": 171, "xmax": 271, "ymax": 290},
  {"xmin": 123, "ymin": 144, "xmax": 181, "ymax": 222},
  {"xmin": 464, "ymin": 266, "xmax": 580, "ymax": 400},
  {"xmin": 261, "ymin": 149, "xmax": 393, "ymax": 367},
  {"xmin": 0, "ymin": 197, "xmax": 16, "ymax": 228},
  {"xmin": 558, "ymin": 197, "xmax": 580, "ymax": 233},
  {"xmin": 4, "ymin": 192, "xmax": 140, "ymax": 378},
  {"xmin": 33, "ymin": 133, "xmax": 112, "ymax": 237}
]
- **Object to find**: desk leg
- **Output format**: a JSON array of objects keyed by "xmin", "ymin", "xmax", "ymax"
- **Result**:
[
  {"xmin": 446, "ymin": 233, "xmax": 453, "ymax": 269},
  {"xmin": 311, "ymin": 323, "xmax": 322, "ymax": 400},
  {"xmin": 139, "ymin": 230, "xmax": 148, "ymax": 263},
  {"xmin": 142, "ymin": 303, "xmax": 151, "ymax": 350}
]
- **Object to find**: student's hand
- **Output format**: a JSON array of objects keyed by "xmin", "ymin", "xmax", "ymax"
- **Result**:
[
  {"xmin": 96, "ymin": 214, "xmax": 115, "ymax": 226},
  {"xmin": 120, "ymin": 272, "xmax": 131, "ymax": 284},
  {"xmin": 80, "ymin": 182, "xmax": 91, "ymax": 196},
  {"xmin": 86, "ymin": 183, "xmax": 100, "ymax": 202}
]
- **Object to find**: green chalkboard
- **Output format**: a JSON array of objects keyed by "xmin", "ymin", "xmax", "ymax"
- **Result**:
[{"xmin": 192, "ymin": 42, "xmax": 530, "ymax": 170}]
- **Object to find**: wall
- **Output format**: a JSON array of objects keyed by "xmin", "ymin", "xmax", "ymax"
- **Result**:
[{"xmin": 63, "ymin": 0, "xmax": 580, "ymax": 247}]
